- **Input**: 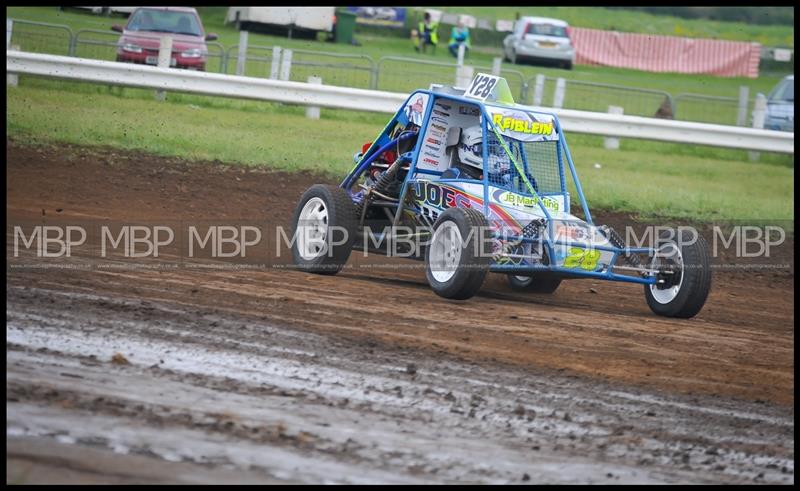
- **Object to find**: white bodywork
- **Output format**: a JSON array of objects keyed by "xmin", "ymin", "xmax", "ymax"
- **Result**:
[
  {"xmin": 464, "ymin": 181, "xmax": 615, "ymax": 270},
  {"xmin": 226, "ymin": 7, "xmax": 335, "ymax": 32}
]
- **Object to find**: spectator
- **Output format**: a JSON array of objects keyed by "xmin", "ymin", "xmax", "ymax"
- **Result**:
[
  {"xmin": 413, "ymin": 12, "xmax": 438, "ymax": 54},
  {"xmin": 448, "ymin": 19, "xmax": 470, "ymax": 58}
]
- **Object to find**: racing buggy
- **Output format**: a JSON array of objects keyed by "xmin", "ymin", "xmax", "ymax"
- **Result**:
[{"xmin": 291, "ymin": 74, "xmax": 711, "ymax": 318}]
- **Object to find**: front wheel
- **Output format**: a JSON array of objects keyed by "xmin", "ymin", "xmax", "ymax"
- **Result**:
[
  {"xmin": 425, "ymin": 207, "xmax": 491, "ymax": 300},
  {"xmin": 291, "ymin": 184, "xmax": 357, "ymax": 275},
  {"xmin": 644, "ymin": 229, "xmax": 711, "ymax": 318},
  {"xmin": 507, "ymin": 274, "xmax": 562, "ymax": 293}
]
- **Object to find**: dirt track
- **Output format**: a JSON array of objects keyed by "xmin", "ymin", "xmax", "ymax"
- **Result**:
[{"xmin": 6, "ymin": 140, "xmax": 795, "ymax": 484}]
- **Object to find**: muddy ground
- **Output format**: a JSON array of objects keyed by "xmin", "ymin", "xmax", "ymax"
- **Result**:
[{"xmin": 6, "ymin": 139, "xmax": 794, "ymax": 484}]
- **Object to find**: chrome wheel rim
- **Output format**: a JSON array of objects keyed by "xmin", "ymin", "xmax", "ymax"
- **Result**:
[
  {"xmin": 649, "ymin": 242, "xmax": 684, "ymax": 304},
  {"xmin": 429, "ymin": 221, "xmax": 463, "ymax": 283},
  {"xmin": 297, "ymin": 197, "xmax": 328, "ymax": 260}
]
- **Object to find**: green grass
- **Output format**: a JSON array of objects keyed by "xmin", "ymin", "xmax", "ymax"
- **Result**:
[
  {"xmin": 431, "ymin": 6, "xmax": 794, "ymax": 48},
  {"xmin": 7, "ymin": 78, "xmax": 794, "ymax": 223},
  {"xmin": 6, "ymin": 6, "xmax": 790, "ymax": 104}
]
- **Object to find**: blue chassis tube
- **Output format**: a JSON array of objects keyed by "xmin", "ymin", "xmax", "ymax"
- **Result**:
[{"xmin": 340, "ymin": 90, "xmax": 659, "ymax": 286}]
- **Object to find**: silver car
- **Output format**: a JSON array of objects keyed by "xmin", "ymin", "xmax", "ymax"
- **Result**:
[
  {"xmin": 764, "ymin": 75, "xmax": 794, "ymax": 132},
  {"xmin": 503, "ymin": 16, "xmax": 575, "ymax": 70}
]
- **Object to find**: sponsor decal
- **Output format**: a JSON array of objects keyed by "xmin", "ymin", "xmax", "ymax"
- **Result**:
[
  {"xmin": 431, "ymin": 123, "xmax": 447, "ymax": 132},
  {"xmin": 491, "ymin": 114, "xmax": 553, "ymax": 136},
  {"xmin": 434, "ymin": 102, "xmax": 452, "ymax": 111},
  {"xmin": 426, "ymin": 137, "xmax": 443, "ymax": 145},
  {"xmin": 432, "ymin": 109, "xmax": 450, "ymax": 117},
  {"xmin": 564, "ymin": 247, "xmax": 601, "ymax": 271},
  {"xmin": 423, "ymin": 150, "xmax": 440, "ymax": 158},
  {"xmin": 412, "ymin": 182, "xmax": 472, "ymax": 211},
  {"xmin": 404, "ymin": 94, "xmax": 428, "ymax": 126},
  {"xmin": 459, "ymin": 106, "xmax": 480, "ymax": 116},
  {"xmin": 410, "ymin": 182, "xmax": 524, "ymax": 235},
  {"xmin": 424, "ymin": 144, "xmax": 440, "ymax": 152},
  {"xmin": 431, "ymin": 116, "xmax": 449, "ymax": 125},
  {"xmin": 422, "ymin": 157, "xmax": 438, "ymax": 165},
  {"xmin": 492, "ymin": 189, "xmax": 560, "ymax": 212}
]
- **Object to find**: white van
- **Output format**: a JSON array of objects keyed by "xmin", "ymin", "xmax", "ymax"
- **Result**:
[{"xmin": 226, "ymin": 7, "xmax": 335, "ymax": 39}]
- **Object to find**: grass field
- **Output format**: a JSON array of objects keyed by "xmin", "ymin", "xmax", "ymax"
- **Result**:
[
  {"xmin": 6, "ymin": 6, "xmax": 790, "ymax": 103},
  {"xmin": 7, "ymin": 78, "xmax": 794, "ymax": 223}
]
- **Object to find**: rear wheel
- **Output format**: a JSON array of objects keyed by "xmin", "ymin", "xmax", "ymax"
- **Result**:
[
  {"xmin": 644, "ymin": 229, "xmax": 711, "ymax": 318},
  {"xmin": 425, "ymin": 208, "xmax": 491, "ymax": 300},
  {"xmin": 291, "ymin": 184, "xmax": 357, "ymax": 275},
  {"xmin": 507, "ymin": 274, "xmax": 562, "ymax": 293}
]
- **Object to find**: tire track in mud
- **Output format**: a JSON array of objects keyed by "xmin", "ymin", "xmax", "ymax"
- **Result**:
[
  {"xmin": 6, "ymin": 285, "xmax": 794, "ymax": 484},
  {"xmin": 8, "ymin": 256, "xmax": 794, "ymax": 406}
]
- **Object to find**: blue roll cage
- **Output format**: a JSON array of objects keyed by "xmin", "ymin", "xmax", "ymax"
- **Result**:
[{"xmin": 341, "ymin": 89, "xmax": 658, "ymax": 286}]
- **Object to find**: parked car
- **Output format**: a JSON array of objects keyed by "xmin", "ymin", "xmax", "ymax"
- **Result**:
[
  {"xmin": 112, "ymin": 7, "xmax": 217, "ymax": 71},
  {"xmin": 764, "ymin": 75, "xmax": 794, "ymax": 132},
  {"xmin": 502, "ymin": 16, "xmax": 575, "ymax": 70}
]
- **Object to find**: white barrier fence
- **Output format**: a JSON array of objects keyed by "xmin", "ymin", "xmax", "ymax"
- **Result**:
[{"xmin": 6, "ymin": 50, "xmax": 794, "ymax": 154}]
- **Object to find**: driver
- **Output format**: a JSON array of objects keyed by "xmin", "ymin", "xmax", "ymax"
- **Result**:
[{"xmin": 454, "ymin": 125, "xmax": 513, "ymax": 184}]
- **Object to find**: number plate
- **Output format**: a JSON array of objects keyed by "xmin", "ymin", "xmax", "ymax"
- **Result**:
[
  {"xmin": 145, "ymin": 56, "xmax": 177, "ymax": 66},
  {"xmin": 465, "ymin": 73, "xmax": 500, "ymax": 101},
  {"xmin": 538, "ymin": 41, "xmax": 557, "ymax": 48}
]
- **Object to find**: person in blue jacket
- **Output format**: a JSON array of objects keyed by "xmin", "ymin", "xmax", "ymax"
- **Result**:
[{"xmin": 448, "ymin": 19, "xmax": 471, "ymax": 57}]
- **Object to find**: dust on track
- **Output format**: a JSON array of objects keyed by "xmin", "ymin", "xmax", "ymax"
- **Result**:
[{"xmin": 6, "ymin": 139, "xmax": 795, "ymax": 484}]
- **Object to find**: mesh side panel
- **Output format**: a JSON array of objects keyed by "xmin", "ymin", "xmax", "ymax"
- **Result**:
[
  {"xmin": 486, "ymin": 137, "xmax": 563, "ymax": 196},
  {"xmin": 521, "ymin": 140, "xmax": 562, "ymax": 195}
]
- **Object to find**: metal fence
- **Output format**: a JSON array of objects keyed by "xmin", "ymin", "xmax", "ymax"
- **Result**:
[
  {"xmin": 290, "ymin": 49, "xmax": 374, "ymax": 89},
  {"xmin": 374, "ymin": 56, "xmax": 459, "ymax": 93},
  {"xmin": 224, "ymin": 43, "xmax": 276, "ymax": 77},
  {"xmin": 564, "ymin": 79, "xmax": 671, "ymax": 119},
  {"xmin": 7, "ymin": 19, "xmax": 72, "ymax": 55},
  {"xmin": 525, "ymin": 75, "xmax": 758, "ymax": 126},
  {"xmin": 673, "ymin": 93, "xmax": 754, "ymax": 126},
  {"xmin": 6, "ymin": 17, "xmax": 772, "ymax": 128}
]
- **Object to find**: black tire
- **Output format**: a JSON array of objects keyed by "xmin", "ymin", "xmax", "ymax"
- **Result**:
[
  {"xmin": 291, "ymin": 184, "xmax": 357, "ymax": 275},
  {"xmin": 644, "ymin": 228, "xmax": 712, "ymax": 318},
  {"xmin": 425, "ymin": 207, "xmax": 491, "ymax": 300},
  {"xmin": 563, "ymin": 60, "xmax": 573, "ymax": 70},
  {"xmin": 507, "ymin": 274, "xmax": 562, "ymax": 293}
]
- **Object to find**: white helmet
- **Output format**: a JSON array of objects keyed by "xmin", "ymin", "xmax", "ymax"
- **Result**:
[
  {"xmin": 457, "ymin": 125, "xmax": 485, "ymax": 171},
  {"xmin": 458, "ymin": 125, "xmax": 511, "ymax": 176}
]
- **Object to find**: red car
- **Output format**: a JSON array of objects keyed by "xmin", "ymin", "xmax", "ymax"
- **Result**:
[{"xmin": 112, "ymin": 7, "xmax": 217, "ymax": 71}]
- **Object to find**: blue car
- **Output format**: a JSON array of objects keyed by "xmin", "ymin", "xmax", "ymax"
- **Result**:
[
  {"xmin": 764, "ymin": 75, "xmax": 794, "ymax": 132},
  {"xmin": 291, "ymin": 75, "xmax": 712, "ymax": 318}
]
